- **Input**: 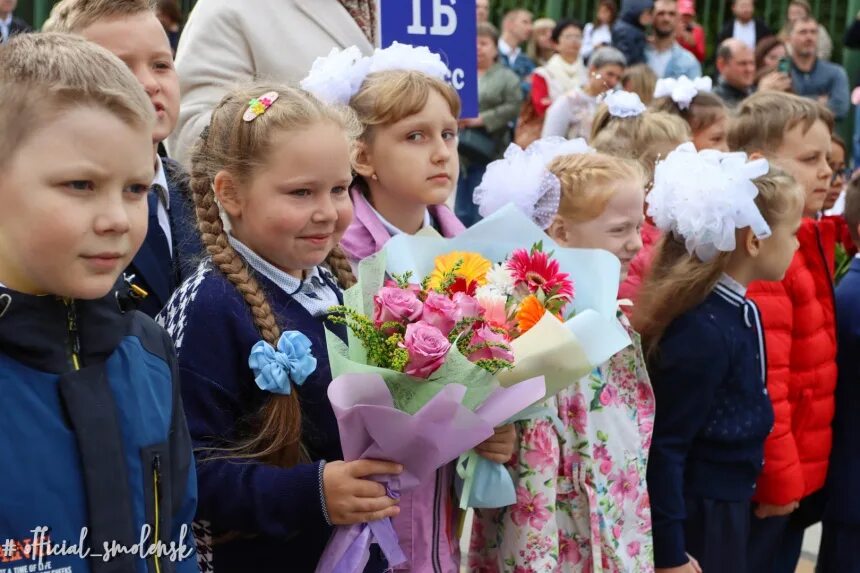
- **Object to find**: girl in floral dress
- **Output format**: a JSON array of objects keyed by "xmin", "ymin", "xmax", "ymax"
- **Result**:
[{"xmin": 470, "ymin": 146, "xmax": 656, "ymax": 572}]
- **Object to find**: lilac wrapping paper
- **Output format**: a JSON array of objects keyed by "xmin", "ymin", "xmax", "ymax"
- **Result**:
[{"xmin": 314, "ymin": 373, "xmax": 546, "ymax": 573}]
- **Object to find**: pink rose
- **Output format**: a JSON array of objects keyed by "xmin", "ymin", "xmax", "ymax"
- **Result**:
[
  {"xmin": 627, "ymin": 541, "xmax": 641, "ymax": 557},
  {"xmin": 400, "ymin": 321, "xmax": 451, "ymax": 378},
  {"xmin": 373, "ymin": 286, "xmax": 423, "ymax": 326},
  {"xmin": 453, "ymin": 292, "xmax": 481, "ymax": 322},
  {"xmin": 468, "ymin": 325, "xmax": 514, "ymax": 363},
  {"xmin": 421, "ymin": 292, "xmax": 457, "ymax": 334},
  {"xmin": 599, "ymin": 384, "xmax": 620, "ymax": 407},
  {"xmin": 599, "ymin": 458, "xmax": 613, "ymax": 476}
]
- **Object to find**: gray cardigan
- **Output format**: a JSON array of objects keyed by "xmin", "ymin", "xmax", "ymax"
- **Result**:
[{"xmin": 477, "ymin": 62, "xmax": 523, "ymax": 153}]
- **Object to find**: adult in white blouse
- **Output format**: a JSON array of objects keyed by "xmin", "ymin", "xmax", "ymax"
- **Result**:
[{"xmin": 167, "ymin": 0, "xmax": 375, "ymax": 165}]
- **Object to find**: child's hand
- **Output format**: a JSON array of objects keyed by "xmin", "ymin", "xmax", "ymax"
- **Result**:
[
  {"xmin": 475, "ymin": 424, "xmax": 517, "ymax": 464},
  {"xmin": 322, "ymin": 460, "xmax": 403, "ymax": 525},
  {"xmin": 754, "ymin": 501, "xmax": 799, "ymax": 519}
]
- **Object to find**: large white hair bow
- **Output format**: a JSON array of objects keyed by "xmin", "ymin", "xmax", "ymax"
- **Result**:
[
  {"xmin": 653, "ymin": 76, "xmax": 713, "ymax": 110},
  {"xmin": 647, "ymin": 143, "xmax": 772, "ymax": 262},
  {"xmin": 602, "ymin": 90, "xmax": 646, "ymax": 118},
  {"xmin": 301, "ymin": 42, "xmax": 451, "ymax": 105},
  {"xmin": 473, "ymin": 137, "xmax": 593, "ymax": 229}
]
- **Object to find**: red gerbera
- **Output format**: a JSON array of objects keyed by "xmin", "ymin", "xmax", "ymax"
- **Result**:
[{"xmin": 506, "ymin": 248, "xmax": 574, "ymax": 301}]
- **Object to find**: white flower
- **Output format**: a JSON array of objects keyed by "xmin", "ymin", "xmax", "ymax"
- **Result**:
[
  {"xmin": 484, "ymin": 264, "xmax": 516, "ymax": 296},
  {"xmin": 368, "ymin": 42, "xmax": 450, "ymax": 82},
  {"xmin": 647, "ymin": 142, "xmax": 771, "ymax": 261},
  {"xmin": 653, "ymin": 76, "xmax": 713, "ymax": 110},
  {"xmin": 603, "ymin": 90, "xmax": 646, "ymax": 118}
]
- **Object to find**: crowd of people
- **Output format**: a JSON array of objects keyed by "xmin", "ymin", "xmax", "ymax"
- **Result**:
[{"xmin": 0, "ymin": 1, "xmax": 858, "ymax": 573}]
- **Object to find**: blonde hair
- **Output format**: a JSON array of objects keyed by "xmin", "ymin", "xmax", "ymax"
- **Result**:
[
  {"xmin": 591, "ymin": 110, "xmax": 691, "ymax": 181},
  {"xmin": 43, "ymin": 0, "xmax": 155, "ymax": 33},
  {"xmin": 651, "ymin": 92, "xmax": 728, "ymax": 135},
  {"xmin": 350, "ymin": 70, "xmax": 461, "ymax": 140},
  {"xmin": 728, "ymin": 91, "xmax": 834, "ymax": 155},
  {"xmin": 633, "ymin": 170, "xmax": 804, "ymax": 357},
  {"xmin": 621, "ymin": 64, "xmax": 657, "ymax": 105},
  {"xmin": 0, "ymin": 33, "xmax": 153, "ymax": 168},
  {"xmin": 548, "ymin": 153, "xmax": 646, "ymax": 223},
  {"xmin": 190, "ymin": 84, "xmax": 360, "ymax": 466},
  {"xmin": 527, "ymin": 17, "xmax": 557, "ymax": 63}
]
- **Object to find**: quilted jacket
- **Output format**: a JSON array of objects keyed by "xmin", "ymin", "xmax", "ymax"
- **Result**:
[{"xmin": 746, "ymin": 217, "xmax": 838, "ymax": 505}]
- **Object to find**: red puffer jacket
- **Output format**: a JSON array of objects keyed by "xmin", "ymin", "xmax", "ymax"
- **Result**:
[{"xmin": 747, "ymin": 217, "xmax": 838, "ymax": 505}]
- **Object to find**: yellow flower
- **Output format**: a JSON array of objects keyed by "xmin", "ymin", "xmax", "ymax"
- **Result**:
[
  {"xmin": 516, "ymin": 295, "xmax": 546, "ymax": 334},
  {"xmin": 427, "ymin": 251, "xmax": 491, "ymax": 291}
]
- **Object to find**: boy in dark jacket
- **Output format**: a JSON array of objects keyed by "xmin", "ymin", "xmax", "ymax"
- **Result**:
[
  {"xmin": 0, "ymin": 33, "xmax": 197, "ymax": 573},
  {"xmin": 45, "ymin": 0, "xmax": 204, "ymax": 318},
  {"xmin": 611, "ymin": 0, "xmax": 654, "ymax": 66}
]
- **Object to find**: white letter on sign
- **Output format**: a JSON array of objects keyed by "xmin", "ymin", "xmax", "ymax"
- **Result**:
[
  {"xmin": 430, "ymin": 0, "xmax": 458, "ymax": 36},
  {"xmin": 407, "ymin": 0, "xmax": 427, "ymax": 34},
  {"xmin": 450, "ymin": 68, "xmax": 465, "ymax": 89}
]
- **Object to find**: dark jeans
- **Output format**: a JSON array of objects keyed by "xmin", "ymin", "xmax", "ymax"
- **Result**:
[{"xmin": 455, "ymin": 162, "xmax": 487, "ymax": 228}]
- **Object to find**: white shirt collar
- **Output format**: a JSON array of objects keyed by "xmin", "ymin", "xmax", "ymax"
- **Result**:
[
  {"xmin": 498, "ymin": 38, "xmax": 520, "ymax": 60},
  {"xmin": 1, "ymin": 14, "xmax": 12, "ymax": 26},
  {"xmin": 152, "ymin": 155, "xmax": 170, "ymax": 209},
  {"xmin": 717, "ymin": 273, "xmax": 747, "ymax": 297},
  {"xmin": 228, "ymin": 234, "xmax": 324, "ymax": 294},
  {"xmin": 368, "ymin": 203, "xmax": 432, "ymax": 236}
]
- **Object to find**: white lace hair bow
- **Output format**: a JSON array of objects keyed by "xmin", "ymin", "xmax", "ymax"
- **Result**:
[
  {"xmin": 653, "ymin": 76, "xmax": 713, "ymax": 110},
  {"xmin": 647, "ymin": 142, "xmax": 772, "ymax": 262},
  {"xmin": 602, "ymin": 90, "xmax": 646, "ymax": 118},
  {"xmin": 473, "ymin": 137, "xmax": 593, "ymax": 229},
  {"xmin": 301, "ymin": 42, "xmax": 451, "ymax": 105}
]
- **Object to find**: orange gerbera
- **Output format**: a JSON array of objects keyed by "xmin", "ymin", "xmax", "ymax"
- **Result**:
[
  {"xmin": 516, "ymin": 295, "xmax": 546, "ymax": 334},
  {"xmin": 427, "ymin": 251, "xmax": 491, "ymax": 292}
]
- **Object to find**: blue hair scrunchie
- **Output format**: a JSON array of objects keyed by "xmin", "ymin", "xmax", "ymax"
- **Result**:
[{"xmin": 248, "ymin": 331, "xmax": 317, "ymax": 395}]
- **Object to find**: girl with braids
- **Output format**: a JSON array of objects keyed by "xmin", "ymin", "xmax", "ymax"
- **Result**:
[
  {"xmin": 156, "ymin": 84, "xmax": 401, "ymax": 573},
  {"xmin": 632, "ymin": 145, "xmax": 804, "ymax": 573},
  {"xmin": 471, "ymin": 143, "xmax": 656, "ymax": 572},
  {"xmin": 302, "ymin": 44, "xmax": 516, "ymax": 572}
]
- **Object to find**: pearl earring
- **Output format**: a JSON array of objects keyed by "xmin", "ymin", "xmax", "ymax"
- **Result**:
[{"xmin": 371, "ymin": 173, "xmax": 379, "ymax": 181}]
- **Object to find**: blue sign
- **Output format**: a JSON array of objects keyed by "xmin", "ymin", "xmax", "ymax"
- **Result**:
[{"xmin": 380, "ymin": 0, "xmax": 478, "ymax": 118}]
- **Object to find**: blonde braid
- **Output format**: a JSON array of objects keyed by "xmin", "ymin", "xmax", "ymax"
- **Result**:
[
  {"xmin": 189, "ymin": 135, "xmax": 303, "ymax": 466},
  {"xmin": 324, "ymin": 245, "xmax": 357, "ymax": 289}
]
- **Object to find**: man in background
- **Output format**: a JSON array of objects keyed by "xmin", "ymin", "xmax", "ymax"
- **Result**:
[{"xmin": 0, "ymin": 0, "xmax": 31, "ymax": 44}]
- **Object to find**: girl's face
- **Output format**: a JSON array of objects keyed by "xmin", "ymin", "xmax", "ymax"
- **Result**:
[
  {"xmin": 763, "ymin": 44, "xmax": 787, "ymax": 69},
  {"xmin": 217, "ymin": 122, "xmax": 354, "ymax": 278},
  {"xmin": 356, "ymin": 90, "xmax": 459, "ymax": 212},
  {"xmin": 825, "ymin": 142, "xmax": 846, "ymax": 211},
  {"xmin": 692, "ymin": 113, "xmax": 729, "ymax": 152},
  {"xmin": 555, "ymin": 25, "xmax": 584, "ymax": 60},
  {"xmin": 536, "ymin": 27, "xmax": 554, "ymax": 51},
  {"xmin": 548, "ymin": 180, "xmax": 646, "ymax": 281},
  {"xmin": 0, "ymin": 106, "xmax": 152, "ymax": 298}
]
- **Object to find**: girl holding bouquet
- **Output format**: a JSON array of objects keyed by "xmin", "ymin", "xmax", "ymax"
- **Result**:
[
  {"xmin": 470, "ymin": 141, "xmax": 657, "ymax": 572},
  {"xmin": 157, "ymin": 85, "xmax": 402, "ymax": 573},
  {"xmin": 301, "ymin": 43, "xmax": 516, "ymax": 572},
  {"xmin": 633, "ymin": 145, "xmax": 804, "ymax": 573}
]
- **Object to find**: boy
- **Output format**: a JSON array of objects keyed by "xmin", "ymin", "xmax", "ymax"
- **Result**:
[
  {"xmin": 45, "ymin": 0, "xmax": 202, "ymax": 318},
  {"xmin": 0, "ymin": 33, "xmax": 197, "ymax": 573},
  {"xmin": 818, "ymin": 176, "xmax": 860, "ymax": 573},
  {"xmin": 728, "ymin": 91, "xmax": 835, "ymax": 573}
]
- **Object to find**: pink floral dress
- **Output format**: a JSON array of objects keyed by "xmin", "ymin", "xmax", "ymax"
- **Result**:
[{"xmin": 469, "ymin": 316, "xmax": 656, "ymax": 572}]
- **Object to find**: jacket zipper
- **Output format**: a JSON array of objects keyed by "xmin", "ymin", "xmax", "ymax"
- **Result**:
[
  {"xmin": 152, "ymin": 454, "xmax": 162, "ymax": 573},
  {"xmin": 64, "ymin": 299, "xmax": 81, "ymax": 371}
]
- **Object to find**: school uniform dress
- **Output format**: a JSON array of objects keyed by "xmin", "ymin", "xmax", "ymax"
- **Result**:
[
  {"xmin": 648, "ymin": 276, "xmax": 774, "ymax": 573},
  {"xmin": 126, "ymin": 156, "xmax": 203, "ymax": 318},
  {"xmin": 0, "ymin": 279, "xmax": 198, "ymax": 573},
  {"xmin": 818, "ymin": 255, "xmax": 860, "ymax": 572},
  {"xmin": 157, "ymin": 237, "xmax": 386, "ymax": 573}
]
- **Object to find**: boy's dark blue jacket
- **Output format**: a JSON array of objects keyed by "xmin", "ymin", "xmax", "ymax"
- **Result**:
[
  {"xmin": 0, "ymin": 282, "xmax": 198, "ymax": 573},
  {"xmin": 158, "ymin": 264, "xmax": 387, "ymax": 573},
  {"xmin": 127, "ymin": 157, "xmax": 203, "ymax": 318},
  {"xmin": 647, "ymin": 282, "xmax": 775, "ymax": 568},
  {"xmin": 824, "ymin": 256, "xmax": 860, "ymax": 525}
]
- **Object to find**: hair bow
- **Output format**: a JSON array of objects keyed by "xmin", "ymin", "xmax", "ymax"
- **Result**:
[
  {"xmin": 647, "ymin": 142, "xmax": 772, "ymax": 262},
  {"xmin": 602, "ymin": 90, "xmax": 646, "ymax": 118},
  {"xmin": 248, "ymin": 331, "xmax": 318, "ymax": 395},
  {"xmin": 653, "ymin": 76, "xmax": 713, "ymax": 110},
  {"xmin": 473, "ymin": 137, "xmax": 593, "ymax": 229}
]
